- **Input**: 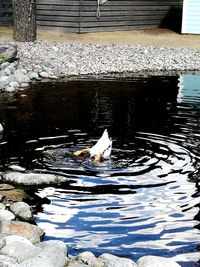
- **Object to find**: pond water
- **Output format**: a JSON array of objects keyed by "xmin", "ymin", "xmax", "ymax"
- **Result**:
[{"xmin": 0, "ymin": 74, "xmax": 200, "ymax": 260}]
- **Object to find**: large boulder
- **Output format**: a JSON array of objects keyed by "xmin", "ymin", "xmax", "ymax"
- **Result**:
[
  {"xmin": 0, "ymin": 221, "xmax": 44, "ymax": 244},
  {"xmin": 0, "ymin": 209, "xmax": 15, "ymax": 221},
  {"xmin": 35, "ymin": 240, "xmax": 67, "ymax": 255},
  {"xmin": 137, "ymin": 255, "xmax": 181, "ymax": 267},
  {"xmin": 10, "ymin": 202, "xmax": 33, "ymax": 221},
  {"xmin": 0, "ymin": 239, "xmax": 42, "ymax": 262},
  {"xmin": 16, "ymin": 244, "xmax": 67, "ymax": 267},
  {"xmin": 0, "ymin": 45, "xmax": 18, "ymax": 64},
  {"xmin": 3, "ymin": 172, "xmax": 65, "ymax": 186},
  {"xmin": 99, "ymin": 253, "xmax": 137, "ymax": 267},
  {"xmin": 76, "ymin": 251, "xmax": 104, "ymax": 267}
]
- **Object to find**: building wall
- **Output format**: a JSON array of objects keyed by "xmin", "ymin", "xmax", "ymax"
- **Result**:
[
  {"xmin": 0, "ymin": 0, "xmax": 12, "ymax": 25},
  {"xmin": 37, "ymin": 0, "xmax": 80, "ymax": 33},
  {"xmin": 0, "ymin": 0, "xmax": 181, "ymax": 33},
  {"xmin": 182, "ymin": 0, "xmax": 200, "ymax": 34},
  {"xmin": 79, "ymin": 0, "xmax": 180, "ymax": 33}
]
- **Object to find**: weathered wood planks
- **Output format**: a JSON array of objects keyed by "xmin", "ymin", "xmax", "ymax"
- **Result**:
[{"xmin": 0, "ymin": 0, "xmax": 181, "ymax": 33}]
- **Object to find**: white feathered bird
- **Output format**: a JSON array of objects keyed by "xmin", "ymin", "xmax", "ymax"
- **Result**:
[{"xmin": 74, "ymin": 129, "xmax": 112, "ymax": 161}]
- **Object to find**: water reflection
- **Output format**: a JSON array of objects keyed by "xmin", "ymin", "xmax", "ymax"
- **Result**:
[{"xmin": 0, "ymin": 75, "xmax": 200, "ymax": 260}]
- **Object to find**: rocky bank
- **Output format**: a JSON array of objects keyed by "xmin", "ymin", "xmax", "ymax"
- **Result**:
[
  {"xmin": 1, "ymin": 42, "xmax": 200, "ymax": 266},
  {"xmin": 1, "ymin": 41, "xmax": 200, "ymax": 91}
]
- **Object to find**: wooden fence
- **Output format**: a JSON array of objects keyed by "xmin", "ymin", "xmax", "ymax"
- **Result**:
[
  {"xmin": 0, "ymin": 0, "xmax": 12, "ymax": 25},
  {"xmin": 0, "ymin": 0, "xmax": 182, "ymax": 33}
]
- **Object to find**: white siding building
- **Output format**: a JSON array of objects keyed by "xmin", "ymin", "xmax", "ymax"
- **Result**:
[{"xmin": 182, "ymin": 0, "xmax": 200, "ymax": 34}]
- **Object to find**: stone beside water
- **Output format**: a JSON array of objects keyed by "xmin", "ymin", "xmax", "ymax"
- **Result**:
[
  {"xmin": 3, "ymin": 172, "xmax": 65, "ymax": 185},
  {"xmin": 0, "ymin": 42, "xmax": 199, "ymax": 266},
  {"xmin": 10, "ymin": 202, "xmax": 33, "ymax": 221},
  {"xmin": 0, "ymin": 221, "xmax": 44, "ymax": 244},
  {"xmin": 1, "ymin": 41, "xmax": 200, "ymax": 91}
]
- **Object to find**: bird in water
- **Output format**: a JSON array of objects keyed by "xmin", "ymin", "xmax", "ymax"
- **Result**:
[{"xmin": 74, "ymin": 129, "xmax": 112, "ymax": 162}]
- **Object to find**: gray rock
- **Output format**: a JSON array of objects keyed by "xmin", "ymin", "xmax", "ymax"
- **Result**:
[
  {"xmin": 68, "ymin": 263, "xmax": 89, "ymax": 267},
  {"xmin": 5, "ymin": 87, "xmax": 17, "ymax": 93},
  {"xmin": 0, "ymin": 209, "xmax": 15, "ymax": 221},
  {"xmin": 36, "ymin": 240, "xmax": 67, "ymax": 255},
  {"xmin": 8, "ymin": 62, "xmax": 17, "ymax": 72},
  {"xmin": 16, "ymin": 245, "xmax": 67, "ymax": 267},
  {"xmin": 20, "ymin": 68, "xmax": 28, "ymax": 75},
  {"xmin": 0, "ymin": 203, "xmax": 6, "ymax": 210},
  {"xmin": 0, "ymin": 239, "xmax": 42, "ymax": 262},
  {"xmin": 0, "ymin": 221, "xmax": 44, "ymax": 244},
  {"xmin": 9, "ymin": 81, "xmax": 20, "ymax": 88},
  {"xmin": 77, "ymin": 252, "xmax": 104, "ymax": 267},
  {"xmin": 0, "ymin": 61, "xmax": 10, "ymax": 69},
  {"xmin": 3, "ymin": 171, "xmax": 65, "ymax": 185},
  {"xmin": 5, "ymin": 68, "xmax": 11, "ymax": 75},
  {"xmin": 0, "ymin": 123, "xmax": 3, "ymax": 133},
  {"xmin": 39, "ymin": 71, "xmax": 49, "ymax": 78},
  {"xmin": 0, "ymin": 44, "xmax": 18, "ymax": 63},
  {"xmin": 99, "ymin": 253, "xmax": 137, "ymax": 267},
  {"xmin": 28, "ymin": 71, "xmax": 39, "ymax": 80},
  {"xmin": 8, "ymin": 165, "xmax": 26, "ymax": 172},
  {"xmin": 14, "ymin": 69, "xmax": 30, "ymax": 84},
  {"xmin": 20, "ymin": 82, "xmax": 29, "ymax": 88},
  {"xmin": 10, "ymin": 202, "xmax": 33, "ymax": 221},
  {"xmin": 0, "ymin": 75, "xmax": 8, "ymax": 83},
  {"xmin": 0, "ymin": 235, "xmax": 33, "ymax": 247},
  {"xmin": 0, "ymin": 254, "xmax": 19, "ymax": 266},
  {"xmin": 137, "ymin": 256, "xmax": 181, "ymax": 267}
]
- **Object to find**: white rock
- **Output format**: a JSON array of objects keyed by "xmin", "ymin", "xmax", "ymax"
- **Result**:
[
  {"xmin": 36, "ymin": 240, "xmax": 67, "ymax": 255},
  {"xmin": 5, "ymin": 87, "xmax": 16, "ymax": 93},
  {"xmin": 77, "ymin": 251, "xmax": 104, "ymax": 267},
  {"xmin": 137, "ymin": 255, "xmax": 181, "ymax": 267},
  {"xmin": 9, "ymin": 81, "xmax": 20, "ymax": 88},
  {"xmin": 10, "ymin": 202, "xmax": 32, "ymax": 221},
  {"xmin": 0, "ymin": 123, "xmax": 3, "ymax": 133},
  {"xmin": 0, "ymin": 210, "xmax": 15, "ymax": 221},
  {"xmin": 14, "ymin": 69, "xmax": 30, "ymax": 84},
  {"xmin": 9, "ymin": 164, "xmax": 26, "ymax": 172},
  {"xmin": 0, "ymin": 240, "xmax": 42, "ymax": 262},
  {"xmin": 0, "ymin": 203, "xmax": 6, "ymax": 210},
  {"xmin": 28, "ymin": 71, "xmax": 39, "ymax": 80},
  {"xmin": 39, "ymin": 71, "xmax": 49, "ymax": 78},
  {"xmin": 20, "ymin": 82, "xmax": 29, "ymax": 88},
  {"xmin": 0, "ymin": 254, "xmax": 19, "ymax": 266},
  {"xmin": 16, "ymin": 245, "xmax": 67, "ymax": 267},
  {"xmin": 3, "ymin": 171, "xmax": 64, "ymax": 185},
  {"xmin": 5, "ymin": 68, "xmax": 11, "ymax": 75},
  {"xmin": 0, "ymin": 221, "xmax": 44, "ymax": 244},
  {"xmin": 99, "ymin": 253, "xmax": 137, "ymax": 267},
  {"xmin": 0, "ymin": 235, "xmax": 33, "ymax": 246}
]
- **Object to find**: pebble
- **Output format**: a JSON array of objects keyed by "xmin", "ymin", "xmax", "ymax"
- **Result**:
[{"xmin": 0, "ymin": 41, "xmax": 200, "ymax": 92}]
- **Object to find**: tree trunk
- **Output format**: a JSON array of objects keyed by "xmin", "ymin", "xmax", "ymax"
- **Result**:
[{"xmin": 13, "ymin": 0, "xmax": 36, "ymax": 42}]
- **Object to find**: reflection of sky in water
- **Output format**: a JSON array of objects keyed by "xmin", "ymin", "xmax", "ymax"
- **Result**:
[
  {"xmin": 178, "ymin": 74, "xmax": 200, "ymax": 106},
  {"xmin": 3, "ymin": 75, "xmax": 197, "ymax": 260}
]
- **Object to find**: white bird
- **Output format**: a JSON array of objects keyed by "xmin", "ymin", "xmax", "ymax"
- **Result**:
[
  {"xmin": 74, "ymin": 129, "xmax": 112, "ymax": 161},
  {"xmin": 0, "ymin": 123, "xmax": 3, "ymax": 133}
]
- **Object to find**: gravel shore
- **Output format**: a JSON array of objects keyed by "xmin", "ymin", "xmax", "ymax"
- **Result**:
[
  {"xmin": 1, "ymin": 40, "xmax": 200, "ymax": 92},
  {"xmin": 17, "ymin": 41, "xmax": 200, "ymax": 75}
]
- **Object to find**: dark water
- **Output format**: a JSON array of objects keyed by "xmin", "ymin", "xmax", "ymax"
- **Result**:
[{"xmin": 0, "ymin": 75, "xmax": 200, "ymax": 260}]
